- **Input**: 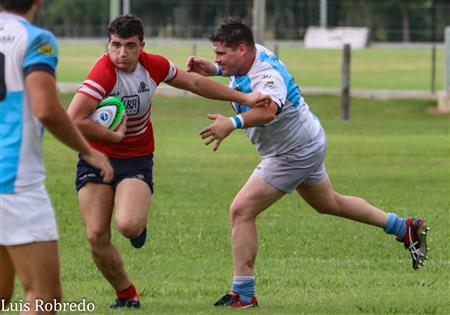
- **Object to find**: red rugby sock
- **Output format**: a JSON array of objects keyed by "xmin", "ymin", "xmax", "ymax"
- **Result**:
[{"xmin": 116, "ymin": 284, "xmax": 138, "ymax": 300}]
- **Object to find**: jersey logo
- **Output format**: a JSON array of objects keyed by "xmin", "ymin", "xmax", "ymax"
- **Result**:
[
  {"xmin": 138, "ymin": 81, "xmax": 150, "ymax": 93},
  {"xmin": 37, "ymin": 44, "xmax": 55, "ymax": 56},
  {"xmin": 264, "ymin": 81, "xmax": 275, "ymax": 89},
  {"xmin": 122, "ymin": 95, "xmax": 140, "ymax": 115}
]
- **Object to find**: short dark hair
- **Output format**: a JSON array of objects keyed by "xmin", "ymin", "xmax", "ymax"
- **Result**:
[
  {"xmin": 0, "ymin": 0, "xmax": 33, "ymax": 13},
  {"xmin": 209, "ymin": 18, "xmax": 255, "ymax": 49},
  {"xmin": 108, "ymin": 15, "xmax": 144, "ymax": 42}
]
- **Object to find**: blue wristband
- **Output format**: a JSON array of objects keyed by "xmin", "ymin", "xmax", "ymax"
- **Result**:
[
  {"xmin": 230, "ymin": 114, "xmax": 244, "ymax": 128},
  {"xmin": 216, "ymin": 64, "xmax": 223, "ymax": 76}
]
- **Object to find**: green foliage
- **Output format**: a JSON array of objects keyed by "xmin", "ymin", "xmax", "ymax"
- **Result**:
[
  {"xmin": 35, "ymin": 0, "xmax": 450, "ymax": 41},
  {"xmin": 6, "ymin": 94, "xmax": 448, "ymax": 314},
  {"xmin": 38, "ymin": 0, "xmax": 109, "ymax": 36}
]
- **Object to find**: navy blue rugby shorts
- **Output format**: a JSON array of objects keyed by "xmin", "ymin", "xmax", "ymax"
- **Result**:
[{"xmin": 75, "ymin": 154, "xmax": 154, "ymax": 193}]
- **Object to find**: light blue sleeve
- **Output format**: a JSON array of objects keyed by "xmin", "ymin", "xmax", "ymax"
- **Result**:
[{"xmin": 22, "ymin": 22, "xmax": 58, "ymax": 72}]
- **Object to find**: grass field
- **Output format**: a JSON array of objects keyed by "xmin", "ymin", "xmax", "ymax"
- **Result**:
[
  {"xmin": 57, "ymin": 42, "xmax": 443, "ymax": 91},
  {"xmin": 6, "ymin": 94, "xmax": 449, "ymax": 314}
]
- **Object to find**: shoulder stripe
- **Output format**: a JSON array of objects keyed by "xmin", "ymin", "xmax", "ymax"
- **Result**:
[
  {"xmin": 84, "ymin": 79, "xmax": 106, "ymax": 95},
  {"xmin": 163, "ymin": 62, "xmax": 177, "ymax": 82},
  {"xmin": 78, "ymin": 86, "xmax": 102, "ymax": 101},
  {"xmin": 82, "ymin": 81, "xmax": 104, "ymax": 98}
]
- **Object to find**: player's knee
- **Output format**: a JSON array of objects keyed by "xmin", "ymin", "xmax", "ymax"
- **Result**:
[
  {"xmin": 116, "ymin": 220, "xmax": 142, "ymax": 238},
  {"xmin": 229, "ymin": 201, "xmax": 254, "ymax": 224},
  {"xmin": 87, "ymin": 229, "xmax": 111, "ymax": 249}
]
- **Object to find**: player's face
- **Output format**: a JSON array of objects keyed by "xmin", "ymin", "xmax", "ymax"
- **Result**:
[
  {"xmin": 108, "ymin": 34, "xmax": 144, "ymax": 73},
  {"xmin": 213, "ymin": 42, "xmax": 246, "ymax": 76}
]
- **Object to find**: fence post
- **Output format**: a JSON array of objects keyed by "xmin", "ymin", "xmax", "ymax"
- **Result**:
[
  {"xmin": 274, "ymin": 43, "xmax": 279, "ymax": 57},
  {"xmin": 431, "ymin": 44, "xmax": 436, "ymax": 94},
  {"xmin": 436, "ymin": 26, "xmax": 450, "ymax": 113},
  {"xmin": 444, "ymin": 27, "xmax": 450, "ymax": 95},
  {"xmin": 192, "ymin": 43, "xmax": 197, "ymax": 56},
  {"xmin": 341, "ymin": 44, "xmax": 351, "ymax": 121}
]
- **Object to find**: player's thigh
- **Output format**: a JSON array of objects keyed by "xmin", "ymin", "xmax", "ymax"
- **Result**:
[
  {"xmin": 0, "ymin": 246, "xmax": 15, "ymax": 300},
  {"xmin": 114, "ymin": 178, "xmax": 151, "ymax": 227},
  {"xmin": 231, "ymin": 175, "xmax": 285, "ymax": 220},
  {"xmin": 7, "ymin": 241, "xmax": 61, "ymax": 298},
  {"xmin": 78, "ymin": 183, "xmax": 115, "ymax": 233}
]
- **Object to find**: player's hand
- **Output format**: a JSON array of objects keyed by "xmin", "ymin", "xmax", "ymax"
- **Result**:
[
  {"xmin": 111, "ymin": 115, "xmax": 127, "ymax": 143},
  {"xmin": 82, "ymin": 149, "xmax": 114, "ymax": 183},
  {"xmin": 242, "ymin": 91, "xmax": 271, "ymax": 108},
  {"xmin": 185, "ymin": 56, "xmax": 217, "ymax": 76},
  {"xmin": 199, "ymin": 114, "xmax": 235, "ymax": 151}
]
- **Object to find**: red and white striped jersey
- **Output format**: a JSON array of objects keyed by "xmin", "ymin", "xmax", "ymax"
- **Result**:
[{"xmin": 78, "ymin": 51, "xmax": 177, "ymax": 157}]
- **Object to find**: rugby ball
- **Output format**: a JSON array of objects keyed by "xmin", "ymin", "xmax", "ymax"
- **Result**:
[{"xmin": 89, "ymin": 96, "xmax": 125, "ymax": 130}]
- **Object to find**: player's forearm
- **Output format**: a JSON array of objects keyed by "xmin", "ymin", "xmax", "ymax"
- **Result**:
[
  {"xmin": 25, "ymin": 71, "xmax": 93, "ymax": 155},
  {"xmin": 67, "ymin": 93, "xmax": 123, "ymax": 143},
  {"xmin": 241, "ymin": 108, "xmax": 276, "ymax": 127},
  {"xmin": 73, "ymin": 119, "xmax": 122, "ymax": 143},
  {"xmin": 39, "ymin": 106, "xmax": 92, "ymax": 156},
  {"xmin": 189, "ymin": 73, "xmax": 247, "ymax": 103},
  {"xmin": 233, "ymin": 103, "xmax": 278, "ymax": 128}
]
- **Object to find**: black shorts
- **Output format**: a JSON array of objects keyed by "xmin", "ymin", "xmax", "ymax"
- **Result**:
[{"xmin": 75, "ymin": 154, "xmax": 154, "ymax": 193}]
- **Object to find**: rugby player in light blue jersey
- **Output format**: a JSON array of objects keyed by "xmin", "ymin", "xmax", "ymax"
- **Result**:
[
  {"xmin": 0, "ymin": 0, "xmax": 112, "ymax": 312},
  {"xmin": 186, "ymin": 18, "xmax": 429, "ymax": 309}
]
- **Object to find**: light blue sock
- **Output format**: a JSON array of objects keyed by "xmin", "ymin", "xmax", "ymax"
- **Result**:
[
  {"xmin": 231, "ymin": 276, "xmax": 255, "ymax": 304},
  {"xmin": 383, "ymin": 212, "xmax": 407, "ymax": 239}
]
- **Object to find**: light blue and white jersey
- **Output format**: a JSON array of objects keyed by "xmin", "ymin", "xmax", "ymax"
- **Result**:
[
  {"xmin": 0, "ymin": 12, "xmax": 58, "ymax": 193},
  {"xmin": 229, "ymin": 44, "xmax": 321, "ymax": 158}
]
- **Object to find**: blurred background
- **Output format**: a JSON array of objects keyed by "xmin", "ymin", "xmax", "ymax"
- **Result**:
[
  {"xmin": 31, "ymin": 0, "xmax": 450, "ymax": 111},
  {"xmin": 36, "ymin": 0, "xmax": 450, "ymax": 43}
]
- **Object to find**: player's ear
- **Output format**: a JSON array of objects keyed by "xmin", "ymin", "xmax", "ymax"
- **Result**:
[
  {"xmin": 141, "ymin": 41, "xmax": 145, "ymax": 50},
  {"xmin": 238, "ymin": 43, "xmax": 247, "ymax": 56}
]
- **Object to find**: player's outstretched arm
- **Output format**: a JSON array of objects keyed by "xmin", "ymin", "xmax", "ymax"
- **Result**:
[
  {"xmin": 167, "ymin": 69, "xmax": 270, "ymax": 107},
  {"xmin": 26, "ymin": 71, "xmax": 113, "ymax": 182},
  {"xmin": 67, "ymin": 93, "xmax": 126, "ymax": 143}
]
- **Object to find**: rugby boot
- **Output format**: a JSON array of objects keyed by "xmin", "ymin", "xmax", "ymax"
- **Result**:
[
  {"xmin": 396, "ymin": 217, "xmax": 429, "ymax": 269},
  {"xmin": 214, "ymin": 292, "xmax": 258, "ymax": 308}
]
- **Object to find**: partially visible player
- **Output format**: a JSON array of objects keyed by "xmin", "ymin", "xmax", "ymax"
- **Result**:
[
  {"xmin": 187, "ymin": 18, "xmax": 430, "ymax": 308},
  {"xmin": 67, "ymin": 15, "xmax": 269, "ymax": 309},
  {"xmin": 0, "ymin": 0, "xmax": 113, "ymax": 314}
]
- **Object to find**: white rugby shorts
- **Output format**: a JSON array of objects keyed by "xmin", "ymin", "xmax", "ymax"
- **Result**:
[
  {"xmin": 0, "ymin": 186, "xmax": 58, "ymax": 246},
  {"xmin": 252, "ymin": 128, "xmax": 327, "ymax": 193}
]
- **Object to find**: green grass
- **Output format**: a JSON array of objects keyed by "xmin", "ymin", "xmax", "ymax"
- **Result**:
[
  {"xmin": 57, "ymin": 42, "xmax": 443, "ymax": 90},
  {"xmin": 6, "ymin": 94, "xmax": 449, "ymax": 314}
]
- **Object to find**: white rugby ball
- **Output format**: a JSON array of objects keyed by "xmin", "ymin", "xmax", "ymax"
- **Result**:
[{"xmin": 89, "ymin": 96, "xmax": 125, "ymax": 130}]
